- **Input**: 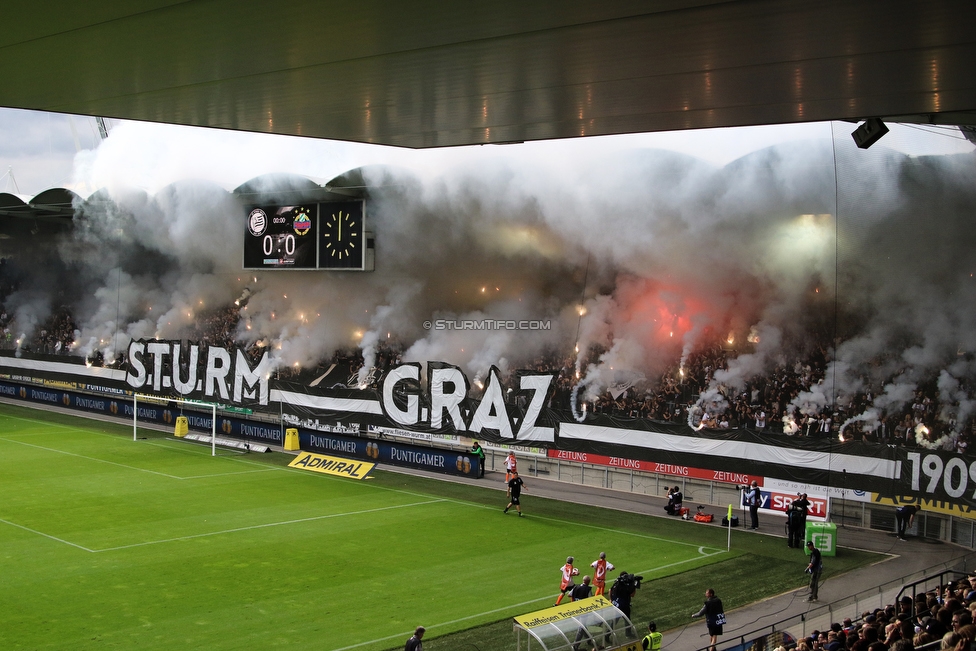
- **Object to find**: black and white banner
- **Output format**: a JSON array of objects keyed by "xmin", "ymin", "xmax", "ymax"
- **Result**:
[
  {"xmin": 280, "ymin": 363, "xmax": 559, "ymax": 443},
  {"xmin": 3, "ymin": 349, "xmax": 975, "ymax": 508}
]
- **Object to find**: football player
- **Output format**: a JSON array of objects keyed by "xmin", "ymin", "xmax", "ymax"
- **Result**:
[
  {"xmin": 555, "ymin": 556, "xmax": 579, "ymax": 605},
  {"xmin": 590, "ymin": 552, "xmax": 615, "ymax": 596}
]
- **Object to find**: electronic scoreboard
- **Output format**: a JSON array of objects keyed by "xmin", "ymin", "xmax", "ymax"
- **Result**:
[
  {"xmin": 243, "ymin": 204, "xmax": 316, "ymax": 269},
  {"xmin": 243, "ymin": 200, "xmax": 369, "ymax": 270}
]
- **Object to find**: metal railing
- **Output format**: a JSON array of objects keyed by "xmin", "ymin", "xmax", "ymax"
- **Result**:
[
  {"xmin": 698, "ymin": 552, "xmax": 976, "ymax": 651},
  {"xmin": 895, "ymin": 569, "xmax": 970, "ymax": 614}
]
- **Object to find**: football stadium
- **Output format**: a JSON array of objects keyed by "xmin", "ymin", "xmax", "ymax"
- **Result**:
[{"xmin": 2, "ymin": 4, "xmax": 976, "ymax": 651}]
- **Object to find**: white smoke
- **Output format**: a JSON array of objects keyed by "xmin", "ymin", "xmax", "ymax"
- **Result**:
[{"xmin": 0, "ymin": 117, "xmax": 972, "ymax": 435}]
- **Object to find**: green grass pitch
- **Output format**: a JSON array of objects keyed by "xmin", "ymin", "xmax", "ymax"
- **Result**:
[{"xmin": 0, "ymin": 402, "xmax": 881, "ymax": 651}]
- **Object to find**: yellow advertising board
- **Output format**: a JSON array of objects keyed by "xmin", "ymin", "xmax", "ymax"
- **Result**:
[
  {"xmin": 288, "ymin": 451, "xmax": 375, "ymax": 480},
  {"xmin": 513, "ymin": 596, "xmax": 639, "ymax": 651},
  {"xmin": 42, "ymin": 378, "xmax": 78, "ymax": 390},
  {"xmin": 873, "ymin": 494, "xmax": 976, "ymax": 521},
  {"xmin": 514, "ymin": 596, "xmax": 613, "ymax": 628}
]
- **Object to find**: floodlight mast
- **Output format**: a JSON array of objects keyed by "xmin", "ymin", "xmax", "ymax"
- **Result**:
[{"xmin": 133, "ymin": 394, "xmax": 219, "ymax": 456}]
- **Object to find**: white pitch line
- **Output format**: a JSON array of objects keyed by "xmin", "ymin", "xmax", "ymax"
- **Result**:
[
  {"xmin": 328, "ymin": 591, "xmax": 557, "ymax": 651},
  {"xmin": 464, "ymin": 503, "xmax": 727, "ymax": 553},
  {"xmin": 331, "ymin": 547, "xmax": 726, "ymax": 651},
  {"xmin": 0, "ymin": 436, "xmax": 194, "ymax": 479},
  {"xmin": 0, "ymin": 436, "xmax": 189, "ymax": 479},
  {"xmin": 635, "ymin": 548, "xmax": 727, "ymax": 577},
  {"xmin": 330, "ymin": 631, "xmax": 415, "ymax": 651},
  {"xmin": 175, "ymin": 468, "xmax": 279, "ymax": 479},
  {"xmin": 1, "ymin": 410, "xmax": 728, "ymax": 557},
  {"xmin": 0, "ymin": 498, "xmax": 446, "ymax": 553},
  {"xmin": 0, "ymin": 414, "xmax": 78, "ymax": 433},
  {"xmin": 1, "ymin": 414, "xmax": 279, "ymax": 474},
  {"xmin": 93, "ymin": 498, "xmax": 447, "ymax": 552},
  {"xmin": 327, "ymin": 482, "xmax": 727, "ymax": 554},
  {"xmin": 0, "ymin": 435, "xmax": 274, "ymax": 481},
  {"xmin": 0, "ymin": 517, "xmax": 95, "ymax": 553}
]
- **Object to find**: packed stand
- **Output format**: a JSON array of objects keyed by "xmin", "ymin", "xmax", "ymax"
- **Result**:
[
  {"xmin": 792, "ymin": 575, "xmax": 976, "ymax": 651},
  {"xmin": 0, "ymin": 288, "xmax": 973, "ymax": 453}
]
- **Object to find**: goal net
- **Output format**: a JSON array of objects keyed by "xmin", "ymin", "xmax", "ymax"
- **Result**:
[{"xmin": 132, "ymin": 393, "xmax": 218, "ymax": 456}]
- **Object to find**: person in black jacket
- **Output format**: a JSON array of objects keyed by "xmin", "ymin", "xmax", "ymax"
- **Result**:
[
  {"xmin": 895, "ymin": 504, "xmax": 918, "ymax": 540},
  {"xmin": 570, "ymin": 576, "xmax": 593, "ymax": 601},
  {"xmin": 806, "ymin": 541, "xmax": 823, "ymax": 601},
  {"xmin": 569, "ymin": 577, "xmax": 595, "ymax": 651},
  {"xmin": 787, "ymin": 495, "xmax": 809, "ymax": 548},
  {"xmin": 610, "ymin": 572, "xmax": 639, "ymax": 639},
  {"xmin": 664, "ymin": 486, "xmax": 683, "ymax": 515},
  {"xmin": 692, "ymin": 588, "xmax": 726, "ymax": 651}
]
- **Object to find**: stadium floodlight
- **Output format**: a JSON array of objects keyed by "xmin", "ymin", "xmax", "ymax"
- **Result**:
[{"xmin": 133, "ymin": 393, "xmax": 218, "ymax": 456}]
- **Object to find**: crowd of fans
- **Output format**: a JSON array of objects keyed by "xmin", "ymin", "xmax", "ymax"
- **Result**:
[
  {"xmin": 0, "ymin": 304, "xmax": 77, "ymax": 356},
  {"xmin": 540, "ymin": 338, "xmax": 971, "ymax": 454},
  {"xmin": 0, "ymin": 304, "xmax": 11, "ymax": 348},
  {"xmin": 794, "ymin": 576, "xmax": 976, "ymax": 651},
  {"xmin": 1, "ymin": 289, "xmax": 973, "ymax": 453}
]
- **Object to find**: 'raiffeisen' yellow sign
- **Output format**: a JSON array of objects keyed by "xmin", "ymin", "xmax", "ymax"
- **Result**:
[
  {"xmin": 288, "ymin": 452, "xmax": 375, "ymax": 480},
  {"xmin": 514, "ymin": 596, "xmax": 613, "ymax": 628}
]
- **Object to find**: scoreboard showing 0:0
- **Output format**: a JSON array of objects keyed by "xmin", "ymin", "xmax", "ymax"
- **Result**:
[
  {"xmin": 243, "ymin": 200, "xmax": 367, "ymax": 270},
  {"xmin": 243, "ymin": 204, "xmax": 317, "ymax": 269}
]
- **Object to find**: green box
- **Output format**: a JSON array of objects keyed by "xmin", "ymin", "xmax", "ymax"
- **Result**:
[{"xmin": 805, "ymin": 521, "xmax": 837, "ymax": 556}]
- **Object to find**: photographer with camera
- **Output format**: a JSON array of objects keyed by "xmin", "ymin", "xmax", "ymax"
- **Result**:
[
  {"xmin": 664, "ymin": 486, "xmax": 683, "ymax": 516},
  {"xmin": 740, "ymin": 481, "xmax": 761, "ymax": 530},
  {"xmin": 692, "ymin": 588, "xmax": 726, "ymax": 651},
  {"xmin": 610, "ymin": 571, "xmax": 643, "ymax": 639}
]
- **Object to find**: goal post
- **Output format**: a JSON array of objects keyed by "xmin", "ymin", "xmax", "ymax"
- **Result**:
[{"xmin": 133, "ymin": 393, "xmax": 219, "ymax": 456}]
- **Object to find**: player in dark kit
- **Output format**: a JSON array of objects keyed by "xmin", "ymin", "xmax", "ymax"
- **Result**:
[{"xmin": 504, "ymin": 471, "xmax": 526, "ymax": 516}]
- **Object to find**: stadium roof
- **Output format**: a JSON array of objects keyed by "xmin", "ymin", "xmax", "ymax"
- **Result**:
[
  {"xmin": 2, "ymin": 1, "xmax": 975, "ymax": 148},
  {"xmin": 0, "ymin": 168, "xmax": 371, "ymax": 222},
  {"xmin": 0, "ymin": 189, "xmax": 77, "ymax": 221}
]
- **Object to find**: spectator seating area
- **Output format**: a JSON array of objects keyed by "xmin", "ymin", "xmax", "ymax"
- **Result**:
[{"xmin": 0, "ymin": 276, "xmax": 971, "ymax": 454}]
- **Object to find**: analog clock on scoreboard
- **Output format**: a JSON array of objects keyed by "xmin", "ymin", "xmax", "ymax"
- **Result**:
[
  {"xmin": 243, "ymin": 204, "xmax": 317, "ymax": 269},
  {"xmin": 319, "ymin": 201, "xmax": 365, "ymax": 270}
]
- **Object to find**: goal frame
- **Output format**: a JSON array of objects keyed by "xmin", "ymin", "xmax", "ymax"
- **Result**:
[{"xmin": 132, "ymin": 393, "xmax": 218, "ymax": 456}]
